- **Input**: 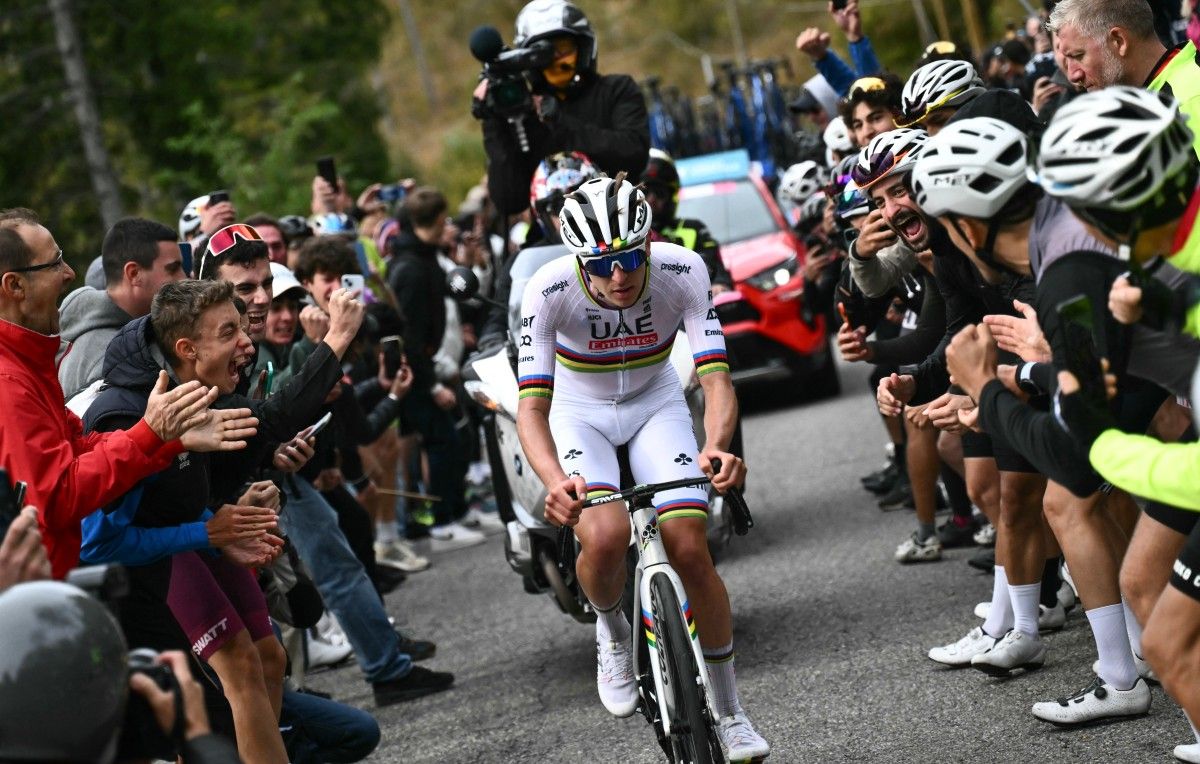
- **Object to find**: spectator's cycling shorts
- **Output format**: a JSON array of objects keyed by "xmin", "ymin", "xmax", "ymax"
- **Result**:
[{"xmin": 166, "ymin": 551, "xmax": 273, "ymax": 661}]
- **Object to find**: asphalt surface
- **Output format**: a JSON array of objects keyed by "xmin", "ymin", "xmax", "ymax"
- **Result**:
[{"xmin": 307, "ymin": 359, "xmax": 1191, "ymax": 763}]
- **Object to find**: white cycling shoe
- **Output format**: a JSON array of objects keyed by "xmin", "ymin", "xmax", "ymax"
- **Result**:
[
  {"xmin": 717, "ymin": 711, "xmax": 770, "ymax": 761},
  {"xmin": 1031, "ymin": 675, "xmax": 1151, "ymax": 726},
  {"xmin": 971, "ymin": 630, "xmax": 1046, "ymax": 676},
  {"xmin": 928, "ymin": 626, "xmax": 1000, "ymax": 667},
  {"xmin": 596, "ymin": 638, "xmax": 638, "ymax": 717}
]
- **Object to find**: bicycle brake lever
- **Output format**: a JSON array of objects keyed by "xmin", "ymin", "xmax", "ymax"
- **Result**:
[{"xmin": 725, "ymin": 485, "xmax": 754, "ymax": 536}]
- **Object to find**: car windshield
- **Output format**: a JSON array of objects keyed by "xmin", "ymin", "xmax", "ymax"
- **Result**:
[{"xmin": 677, "ymin": 180, "xmax": 778, "ymax": 245}]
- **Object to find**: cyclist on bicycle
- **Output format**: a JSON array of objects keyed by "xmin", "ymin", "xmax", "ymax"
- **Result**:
[{"xmin": 516, "ymin": 174, "xmax": 769, "ymax": 760}]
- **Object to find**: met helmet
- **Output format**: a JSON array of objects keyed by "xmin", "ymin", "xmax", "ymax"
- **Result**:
[
  {"xmin": 1035, "ymin": 86, "xmax": 1195, "ymax": 213},
  {"xmin": 910, "ymin": 116, "xmax": 1030, "ymax": 219},
  {"xmin": 530, "ymin": 151, "xmax": 600, "ymax": 214},
  {"xmin": 0, "ymin": 581, "xmax": 129, "ymax": 763},
  {"xmin": 179, "ymin": 194, "xmax": 210, "ymax": 241},
  {"xmin": 558, "ymin": 174, "xmax": 652, "ymax": 258},
  {"xmin": 514, "ymin": 0, "xmax": 596, "ymax": 74},
  {"xmin": 779, "ymin": 161, "xmax": 826, "ymax": 206},
  {"xmin": 851, "ymin": 128, "xmax": 928, "ymax": 190},
  {"xmin": 899, "ymin": 59, "xmax": 985, "ymax": 127}
]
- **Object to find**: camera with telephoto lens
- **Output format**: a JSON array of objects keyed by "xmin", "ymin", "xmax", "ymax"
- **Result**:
[{"xmin": 469, "ymin": 25, "xmax": 556, "ymax": 152}]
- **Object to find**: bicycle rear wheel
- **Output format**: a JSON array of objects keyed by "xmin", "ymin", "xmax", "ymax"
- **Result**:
[{"xmin": 649, "ymin": 572, "xmax": 721, "ymax": 764}]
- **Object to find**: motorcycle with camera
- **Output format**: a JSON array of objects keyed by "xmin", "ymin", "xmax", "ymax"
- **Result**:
[{"xmin": 447, "ymin": 259, "xmax": 739, "ymax": 625}]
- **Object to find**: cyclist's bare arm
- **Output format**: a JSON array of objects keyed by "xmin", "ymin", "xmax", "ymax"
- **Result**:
[{"xmin": 697, "ymin": 370, "xmax": 746, "ymax": 491}]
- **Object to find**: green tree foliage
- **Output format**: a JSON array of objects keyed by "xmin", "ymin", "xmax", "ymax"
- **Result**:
[{"xmin": 0, "ymin": 0, "xmax": 393, "ymax": 274}]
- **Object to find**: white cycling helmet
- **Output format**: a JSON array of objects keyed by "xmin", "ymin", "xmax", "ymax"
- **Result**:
[
  {"xmin": 558, "ymin": 174, "xmax": 652, "ymax": 257},
  {"xmin": 179, "ymin": 194, "xmax": 210, "ymax": 241},
  {"xmin": 1035, "ymin": 86, "xmax": 1195, "ymax": 212},
  {"xmin": 850, "ymin": 128, "xmax": 928, "ymax": 190},
  {"xmin": 899, "ymin": 60, "xmax": 985, "ymax": 127},
  {"xmin": 910, "ymin": 117, "xmax": 1030, "ymax": 219},
  {"xmin": 779, "ymin": 161, "xmax": 826, "ymax": 206},
  {"xmin": 823, "ymin": 117, "xmax": 855, "ymax": 165}
]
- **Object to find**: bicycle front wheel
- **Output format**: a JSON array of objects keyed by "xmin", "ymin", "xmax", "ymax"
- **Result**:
[{"xmin": 649, "ymin": 572, "xmax": 721, "ymax": 764}]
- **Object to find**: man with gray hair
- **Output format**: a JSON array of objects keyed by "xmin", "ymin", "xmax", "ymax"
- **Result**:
[{"xmin": 1048, "ymin": 0, "xmax": 1200, "ymax": 155}]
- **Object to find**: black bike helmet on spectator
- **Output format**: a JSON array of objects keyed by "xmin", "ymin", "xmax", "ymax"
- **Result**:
[
  {"xmin": 514, "ymin": 0, "xmax": 597, "ymax": 89},
  {"xmin": 558, "ymin": 174, "xmax": 653, "ymax": 258},
  {"xmin": 530, "ymin": 151, "xmax": 600, "ymax": 233},
  {"xmin": 899, "ymin": 59, "xmax": 985, "ymax": 129},
  {"xmin": 1034, "ymin": 86, "xmax": 1198, "ymax": 242},
  {"xmin": 278, "ymin": 214, "xmax": 314, "ymax": 244},
  {"xmin": 0, "ymin": 581, "xmax": 129, "ymax": 763}
]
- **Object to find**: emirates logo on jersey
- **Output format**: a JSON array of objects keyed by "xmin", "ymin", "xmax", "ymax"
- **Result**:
[{"xmin": 589, "ymin": 332, "xmax": 658, "ymax": 351}]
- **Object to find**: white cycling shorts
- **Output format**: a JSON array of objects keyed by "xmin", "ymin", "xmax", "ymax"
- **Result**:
[{"xmin": 549, "ymin": 383, "xmax": 708, "ymax": 524}]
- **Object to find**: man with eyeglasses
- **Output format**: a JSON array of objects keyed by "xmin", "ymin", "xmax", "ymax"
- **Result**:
[
  {"xmin": 516, "ymin": 175, "xmax": 769, "ymax": 760},
  {"xmin": 0, "ymin": 208, "xmax": 254, "ymax": 579}
]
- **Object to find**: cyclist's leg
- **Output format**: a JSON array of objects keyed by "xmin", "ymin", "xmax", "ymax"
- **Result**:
[{"xmin": 548, "ymin": 411, "xmax": 627, "ymax": 618}]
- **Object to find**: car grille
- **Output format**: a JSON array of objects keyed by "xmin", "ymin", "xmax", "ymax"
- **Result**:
[{"xmin": 716, "ymin": 300, "xmax": 760, "ymax": 325}]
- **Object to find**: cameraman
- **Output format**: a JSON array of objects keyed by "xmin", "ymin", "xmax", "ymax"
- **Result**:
[{"xmin": 474, "ymin": 0, "xmax": 650, "ymax": 217}]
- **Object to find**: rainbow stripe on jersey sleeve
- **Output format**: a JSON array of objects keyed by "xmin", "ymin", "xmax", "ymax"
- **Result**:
[{"xmin": 693, "ymin": 349, "xmax": 730, "ymax": 377}]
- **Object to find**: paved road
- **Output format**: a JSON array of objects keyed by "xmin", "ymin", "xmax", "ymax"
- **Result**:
[{"xmin": 308, "ymin": 360, "xmax": 1189, "ymax": 762}]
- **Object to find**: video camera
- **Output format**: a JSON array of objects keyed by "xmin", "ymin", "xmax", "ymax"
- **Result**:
[{"xmin": 469, "ymin": 25, "xmax": 556, "ymax": 152}]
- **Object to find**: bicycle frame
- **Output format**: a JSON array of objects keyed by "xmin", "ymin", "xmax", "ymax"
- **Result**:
[{"xmin": 626, "ymin": 490, "xmax": 719, "ymax": 746}]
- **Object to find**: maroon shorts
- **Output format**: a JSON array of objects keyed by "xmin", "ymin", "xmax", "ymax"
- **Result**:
[{"xmin": 165, "ymin": 551, "xmax": 272, "ymax": 661}]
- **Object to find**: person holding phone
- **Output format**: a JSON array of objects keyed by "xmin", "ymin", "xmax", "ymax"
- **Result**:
[{"xmin": 386, "ymin": 187, "xmax": 480, "ymax": 551}]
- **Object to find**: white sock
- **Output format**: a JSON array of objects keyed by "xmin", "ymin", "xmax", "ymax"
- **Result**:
[
  {"xmin": 1086, "ymin": 603, "xmax": 1138, "ymax": 690},
  {"xmin": 376, "ymin": 520, "xmax": 398, "ymax": 545},
  {"xmin": 1009, "ymin": 582, "xmax": 1042, "ymax": 638},
  {"xmin": 593, "ymin": 599, "xmax": 631, "ymax": 643},
  {"xmin": 1187, "ymin": 710, "xmax": 1200, "ymax": 745},
  {"xmin": 703, "ymin": 642, "xmax": 740, "ymax": 717},
  {"xmin": 1122, "ymin": 597, "xmax": 1144, "ymax": 658},
  {"xmin": 983, "ymin": 566, "xmax": 1013, "ymax": 638}
]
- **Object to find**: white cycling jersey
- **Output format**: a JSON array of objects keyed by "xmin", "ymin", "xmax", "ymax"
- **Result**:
[
  {"xmin": 517, "ymin": 241, "xmax": 729, "ymax": 404},
  {"xmin": 518, "ymin": 241, "xmax": 727, "ymax": 518}
]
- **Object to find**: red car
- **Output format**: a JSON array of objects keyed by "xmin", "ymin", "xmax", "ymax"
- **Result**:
[{"xmin": 676, "ymin": 151, "xmax": 839, "ymax": 398}]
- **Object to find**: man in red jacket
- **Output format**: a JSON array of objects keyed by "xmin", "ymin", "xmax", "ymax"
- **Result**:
[{"xmin": 0, "ymin": 208, "xmax": 257, "ymax": 578}]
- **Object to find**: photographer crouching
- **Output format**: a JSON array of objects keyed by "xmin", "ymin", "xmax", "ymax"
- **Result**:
[{"xmin": 471, "ymin": 0, "xmax": 650, "ymax": 218}]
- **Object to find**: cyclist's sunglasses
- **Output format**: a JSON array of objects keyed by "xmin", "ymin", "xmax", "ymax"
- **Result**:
[
  {"xmin": 199, "ymin": 223, "xmax": 262, "ymax": 277},
  {"xmin": 924, "ymin": 41, "xmax": 958, "ymax": 57},
  {"xmin": 848, "ymin": 77, "xmax": 888, "ymax": 99},
  {"xmin": 580, "ymin": 247, "xmax": 647, "ymax": 278},
  {"xmin": 897, "ymin": 88, "xmax": 967, "ymax": 128}
]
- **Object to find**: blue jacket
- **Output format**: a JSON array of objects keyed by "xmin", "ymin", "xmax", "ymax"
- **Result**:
[{"xmin": 815, "ymin": 37, "xmax": 883, "ymax": 97}]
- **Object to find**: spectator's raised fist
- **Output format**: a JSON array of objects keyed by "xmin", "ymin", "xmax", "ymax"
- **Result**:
[{"xmin": 796, "ymin": 27, "xmax": 832, "ymax": 60}]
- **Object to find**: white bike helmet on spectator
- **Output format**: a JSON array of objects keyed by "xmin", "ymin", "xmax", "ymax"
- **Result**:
[
  {"xmin": 823, "ymin": 117, "xmax": 855, "ymax": 165},
  {"xmin": 1035, "ymin": 86, "xmax": 1195, "ymax": 219},
  {"xmin": 558, "ymin": 173, "xmax": 652, "ymax": 258},
  {"xmin": 850, "ymin": 128, "xmax": 928, "ymax": 190},
  {"xmin": 899, "ymin": 59, "xmax": 985, "ymax": 128},
  {"xmin": 179, "ymin": 194, "xmax": 210, "ymax": 241},
  {"xmin": 515, "ymin": 0, "xmax": 597, "ymax": 74},
  {"xmin": 910, "ymin": 117, "xmax": 1030, "ymax": 219},
  {"xmin": 779, "ymin": 161, "xmax": 826, "ymax": 206}
]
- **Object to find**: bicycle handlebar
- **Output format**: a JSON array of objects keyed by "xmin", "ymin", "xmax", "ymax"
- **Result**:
[{"xmin": 555, "ymin": 460, "xmax": 755, "ymax": 569}]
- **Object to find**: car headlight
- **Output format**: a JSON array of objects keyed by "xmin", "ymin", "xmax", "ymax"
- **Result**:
[{"xmin": 744, "ymin": 257, "xmax": 798, "ymax": 292}]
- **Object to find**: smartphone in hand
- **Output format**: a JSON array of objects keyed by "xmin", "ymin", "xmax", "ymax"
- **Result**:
[
  {"xmin": 381, "ymin": 335, "xmax": 405, "ymax": 377},
  {"xmin": 316, "ymin": 157, "xmax": 338, "ymax": 187},
  {"xmin": 1056, "ymin": 294, "xmax": 1106, "ymax": 403},
  {"xmin": 341, "ymin": 274, "xmax": 365, "ymax": 298}
]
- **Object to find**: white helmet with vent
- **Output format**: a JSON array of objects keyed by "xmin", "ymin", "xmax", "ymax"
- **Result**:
[
  {"xmin": 910, "ymin": 117, "xmax": 1030, "ymax": 219},
  {"xmin": 558, "ymin": 175, "xmax": 652, "ymax": 257}
]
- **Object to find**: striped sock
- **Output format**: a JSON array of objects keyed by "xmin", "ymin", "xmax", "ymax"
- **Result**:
[{"xmin": 703, "ymin": 642, "xmax": 740, "ymax": 718}]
